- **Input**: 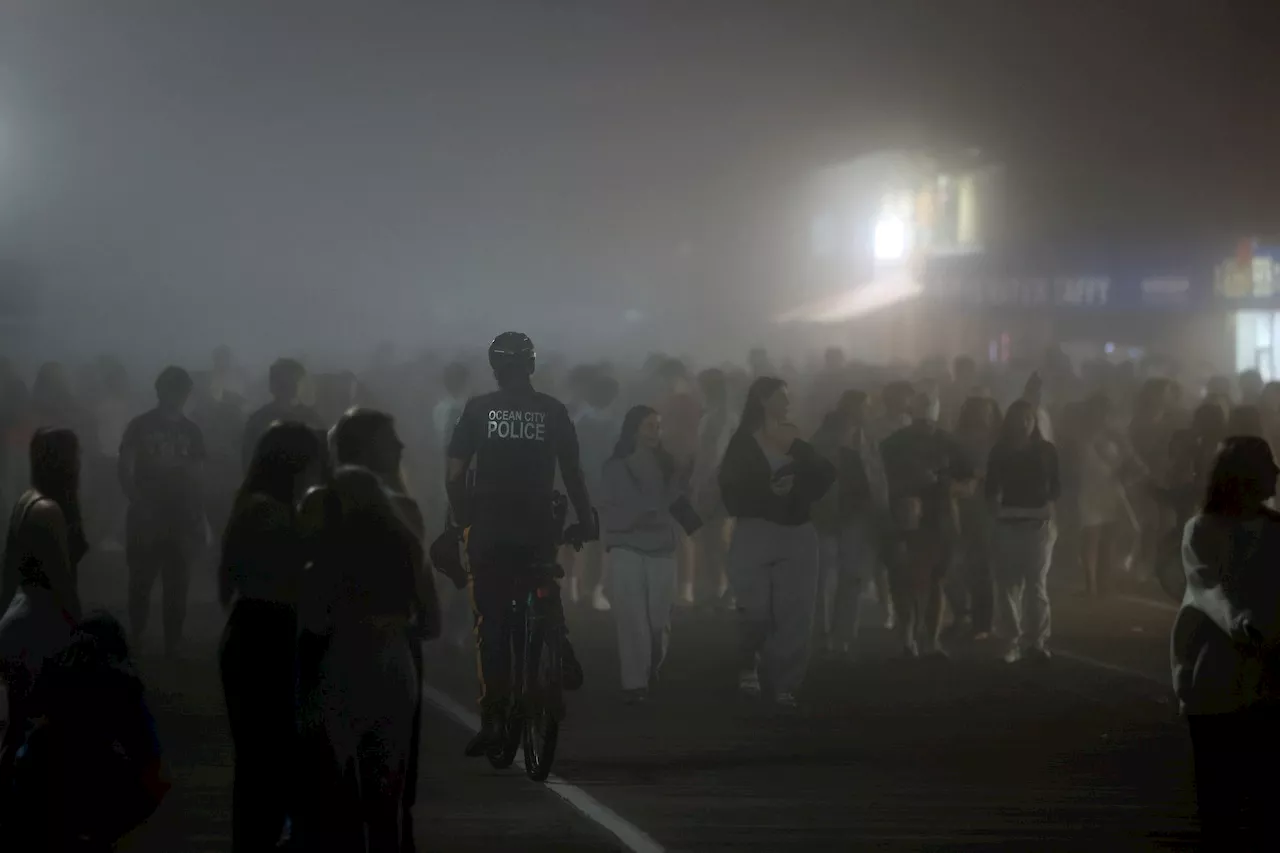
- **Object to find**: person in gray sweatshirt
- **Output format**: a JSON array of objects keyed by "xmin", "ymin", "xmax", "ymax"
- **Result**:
[{"xmin": 600, "ymin": 405, "xmax": 691, "ymax": 703}]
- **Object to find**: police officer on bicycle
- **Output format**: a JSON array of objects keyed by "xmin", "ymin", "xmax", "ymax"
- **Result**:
[{"xmin": 446, "ymin": 331, "xmax": 595, "ymax": 757}]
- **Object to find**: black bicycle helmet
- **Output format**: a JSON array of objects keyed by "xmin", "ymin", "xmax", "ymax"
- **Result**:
[{"xmin": 488, "ymin": 331, "xmax": 536, "ymax": 377}]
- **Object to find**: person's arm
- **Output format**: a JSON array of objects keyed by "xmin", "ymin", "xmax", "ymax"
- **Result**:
[
  {"xmin": 1182, "ymin": 519, "xmax": 1259, "ymax": 641},
  {"xmin": 553, "ymin": 405, "xmax": 594, "ymax": 534},
  {"xmin": 117, "ymin": 419, "xmax": 141, "ymax": 503},
  {"xmin": 445, "ymin": 400, "xmax": 479, "ymax": 527},
  {"xmin": 27, "ymin": 501, "xmax": 81, "ymax": 623}
]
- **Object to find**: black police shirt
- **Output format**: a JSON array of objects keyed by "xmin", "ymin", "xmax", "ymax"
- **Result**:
[{"xmin": 448, "ymin": 384, "xmax": 580, "ymax": 556}]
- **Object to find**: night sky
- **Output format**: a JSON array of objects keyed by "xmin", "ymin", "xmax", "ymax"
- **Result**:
[{"xmin": 1, "ymin": 1, "xmax": 1278, "ymax": 358}]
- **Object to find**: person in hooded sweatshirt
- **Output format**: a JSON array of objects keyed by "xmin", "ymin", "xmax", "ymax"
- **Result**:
[
  {"xmin": 1171, "ymin": 436, "xmax": 1280, "ymax": 848},
  {"xmin": 718, "ymin": 377, "xmax": 835, "ymax": 708},
  {"xmin": 599, "ymin": 406, "xmax": 694, "ymax": 704}
]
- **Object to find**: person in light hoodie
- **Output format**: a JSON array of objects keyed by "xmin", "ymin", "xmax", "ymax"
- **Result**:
[{"xmin": 1171, "ymin": 436, "xmax": 1280, "ymax": 849}]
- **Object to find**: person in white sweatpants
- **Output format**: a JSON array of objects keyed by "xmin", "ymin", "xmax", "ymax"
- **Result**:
[{"xmin": 599, "ymin": 406, "xmax": 690, "ymax": 703}]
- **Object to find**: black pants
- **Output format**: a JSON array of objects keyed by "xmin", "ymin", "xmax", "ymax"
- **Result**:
[
  {"xmin": 401, "ymin": 630, "xmax": 423, "ymax": 853},
  {"xmin": 1188, "ymin": 708, "xmax": 1280, "ymax": 849},
  {"xmin": 219, "ymin": 600, "xmax": 297, "ymax": 853},
  {"xmin": 126, "ymin": 518, "xmax": 197, "ymax": 654},
  {"xmin": 469, "ymin": 565, "xmax": 564, "ymax": 715}
]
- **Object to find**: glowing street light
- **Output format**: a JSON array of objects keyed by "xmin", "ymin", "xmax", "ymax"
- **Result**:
[{"xmin": 873, "ymin": 215, "xmax": 907, "ymax": 261}]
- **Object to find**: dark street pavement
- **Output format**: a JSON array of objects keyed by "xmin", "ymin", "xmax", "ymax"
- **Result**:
[{"xmin": 70, "ymin": 553, "xmax": 1195, "ymax": 852}]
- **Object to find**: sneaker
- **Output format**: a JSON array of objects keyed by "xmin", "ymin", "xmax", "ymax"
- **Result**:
[
  {"xmin": 902, "ymin": 640, "xmax": 919, "ymax": 659},
  {"xmin": 623, "ymin": 688, "xmax": 648, "ymax": 705},
  {"xmin": 465, "ymin": 711, "xmax": 506, "ymax": 758},
  {"xmin": 775, "ymin": 692, "xmax": 798, "ymax": 708},
  {"xmin": 592, "ymin": 585, "xmax": 612, "ymax": 612},
  {"xmin": 739, "ymin": 669, "xmax": 761, "ymax": 698},
  {"xmin": 1002, "ymin": 647, "xmax": 1022, "ymax": 664},
  {"xmin": 561, "ymin": 638, "xmax": 585, "ymax": 691}
]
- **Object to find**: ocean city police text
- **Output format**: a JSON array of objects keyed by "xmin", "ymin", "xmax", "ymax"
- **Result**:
[{"xmin": 487, "ymin": 409, "xmax": 548, "ymax": 441}]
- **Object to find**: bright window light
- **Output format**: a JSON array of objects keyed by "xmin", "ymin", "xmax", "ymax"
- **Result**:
[{"xmin": 873, "ymin": 216, "xmax": 907, "ymax": 261}]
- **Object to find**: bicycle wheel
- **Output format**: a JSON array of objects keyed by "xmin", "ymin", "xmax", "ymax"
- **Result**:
[{"xmin": 522, "ymin": 614, "xmax": 562, "ymax": 782}]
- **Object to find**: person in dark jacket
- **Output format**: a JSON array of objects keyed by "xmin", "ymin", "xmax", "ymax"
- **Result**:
[
  {"xmin": 985, "ymin": 400, "xmax": 1060, "ymax": 663},
  {"xmin": 881, "ymin": 393, "xmax": 975, "ymax": 659},
  {"xmin": 719, "ymin": 377, "xmax": 835, "ymax": 708}
]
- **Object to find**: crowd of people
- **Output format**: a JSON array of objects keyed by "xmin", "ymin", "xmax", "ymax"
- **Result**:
[{"xmin": 0, "ymin": 339, "xmax": 1277, "ymax": 848}]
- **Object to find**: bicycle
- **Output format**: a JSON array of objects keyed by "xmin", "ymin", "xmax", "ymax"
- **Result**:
[{"xmin": 486, "ymin": 493, "xmax": 589, "ymax": 782}]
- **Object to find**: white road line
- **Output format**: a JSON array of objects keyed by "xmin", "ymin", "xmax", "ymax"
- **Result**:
[
  {"xmin": 1115, "ymin": 594, "xmax": 1179, "ymax": 615},
  {"xmin": 1054, "ymin": 650, "xmax": 1167, "ymax": 688},
  {"xmin": 421, "ymin": 684, "xmax": 667, "ymax": 853}
]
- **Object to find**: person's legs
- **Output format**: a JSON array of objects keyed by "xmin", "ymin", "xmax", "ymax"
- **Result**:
[
  {"xmin": 125, "ymin": 523, "xmax": 162, "ymax": 647},
  {"xmin": 160, "ymin": 538, "xmax": 193, "ymax": 657},
  {"xmin": 1188, "ymin": 712, "xmax": 1249, "ymax": 847},
  {"xmin": 608, "ymin": 549, "xmax": 654, "ymax": 692},
  {"xmin": 832, "ymin": 522, "xmax": 874, "ymax": 649},
  {"xmin": 644, "ymin": 553, "xmax": 678, "ymax": 684},
  {"xmin": 816, "ymin": 532, "xmax": 841, "ymax": 644},
  {"xmin": 401, "ymin": 629, "xmax": 424, "ymax": 853},
  {"xmin": 1023, "ymin": 522, "xmax": 1056, "ymax": 653},
  {"xmin": 727, "ymin": 520, "xmax": 772, "ymax": 693},
  {"xmin": 969, "ymin": 526, "xmax": 995, "ymax": 637},
  {"xmin": 467, "ymin": 568, "xmax": 514, "ymax": 717},
  {"xmin": 992, "ymin": 523, "xmax": 1026, "ymax": 658},
  {"xmin": 220, "ymin": 605, "xmax": 292, "ymax": 853},
  {"xmin": 886, "ymin": 538, "xmax": 918, "ymax": 655},
  {"xmin": 1079, "ymin": 524, "xmax": 1101, "ymax": 598},
  {"xmin": 760, "ymin": 525, "xmax": 821, "ymax": 697}
]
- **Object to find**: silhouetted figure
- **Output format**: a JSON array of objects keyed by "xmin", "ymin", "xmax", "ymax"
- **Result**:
[
  {"xmin": 219, "ymin": 423, "xmax": 323, "ymax": 853},
  {"xmin": 446, "ymin": 332, "xmax": 594, "ymax": 758},
  {"xmin": 331, "ymin": 407, "xmax": 439, "ymax": 853},
  {"xmin": 1173, "ymin": 436, "xmax": 1280, "ymax": 849},
  {"xmin": 242, "ymin": 359, "xmax": 323, "ymax": 473},
  {"xmin": 881, "ymin": 392, "xmax": 974, "ymax": 659},
  {"xmin": 118, "ymin": 367, "xmax": 206, "ymax": 657},
  {"xmin": 295, "ymin": 466, "xmax": 422, "ymax": 852},
  {"xmin": 7, "ymin": 612, "xmax": 169, "ymax": 850},
  {"xmin": 0, "ymin": 428, "xmax": 88, "ymax": 786},
  {"xmin": 719, "ymin": 377, "xmax": 835, "ymax": 706}
]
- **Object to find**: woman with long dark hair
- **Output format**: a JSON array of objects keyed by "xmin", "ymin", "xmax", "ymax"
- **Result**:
[
  {"xmin": 600, "ymin": 406, "xmax": 690, "ymax": 703},
  {"xmin": 0, "ymin": 427, "xmax": 88, "ymax": 778},
  {"xmin": 219, "ymin": 421, "xmax": 323, "ymax": 853},
  {"xmin": 986, "ymin": 400, "xmax": 1060, "ymax": 663},
  {"xmin": 718, "ymin": 378, "xmax": 835, "ymax": 707},
  {"xmin": 1171, "ymin": 436, "xmax": 1280, "ymax": 848}
]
